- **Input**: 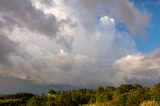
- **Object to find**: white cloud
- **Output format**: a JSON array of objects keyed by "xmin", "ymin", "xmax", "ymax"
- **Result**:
[
  {"xmin": 114, "ymin": 54, "xmax": 160, "ymax": 74},
  {"xmin": 77, "ymin": 0, "xmax": 150, "ymax": 35},
  {"xmin": 114, "ymin": 52, "xmax": 160, "ymax": 85}
]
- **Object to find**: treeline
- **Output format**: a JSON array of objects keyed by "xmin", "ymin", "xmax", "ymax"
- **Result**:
[
  {"xmin": 0, "ymin": 83, "xmax": 160, "ymax": 106},
  {"xmin": 0, "ymin": 93, "xmax": 34, "ymax": 106}
]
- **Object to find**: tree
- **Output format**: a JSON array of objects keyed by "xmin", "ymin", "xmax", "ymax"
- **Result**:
[
  {"xmin": 27, "ymin": 96, "xmax": 46, "ymax": 106},
  {"xmin": 118, "ymin": 84, "xmax": 135, "ymax": 93},
  {"xmin": 105, "ymin": 86, "xmax": 116, "ymax": 92},
  {"xmin": 96, "ymin": 86, "xmax": 104, "ymax": 94},
  {"xmin": 48, "ymin": 89, "xmax": 56, "ymax": 94}
]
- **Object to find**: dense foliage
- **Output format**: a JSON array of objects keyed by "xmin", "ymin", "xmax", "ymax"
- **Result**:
[
  {"xmin": 0, "ymin": 83, "xmax": 160, "ymax": 106},
  {"xmin": 0, "ymin": 93, "xmax": 34, "ymax": 106}
]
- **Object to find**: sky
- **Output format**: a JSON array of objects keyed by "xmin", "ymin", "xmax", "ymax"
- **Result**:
[{"xmin": 0, "ymin": 0, "xmax": 160, "ymax": 94}]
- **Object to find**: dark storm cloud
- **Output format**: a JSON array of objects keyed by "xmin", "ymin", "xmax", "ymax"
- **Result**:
[
  {"xmin": 124, "ymin": 76, "xmax": 160, "ymax": 86},
  {"xmin": 0, "ymin": 76, "xmax": 77, "ymax": 94},
  {"xmin": 0, "ymin": 0, "xmax": 59, "ymax": 37},
  {"xmin": 0, "ymin": 35, "xmax": 16, "ymax": 66}
]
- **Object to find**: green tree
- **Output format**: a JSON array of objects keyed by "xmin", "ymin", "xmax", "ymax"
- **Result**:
[
  {"xmin": 27, "ymin": 96, "xmax": 46, "ymax": 106},
  {"xmin": 48, "ymin": 89, "xmax": 56, "ymax": 94},
  {"xmin": 118, "ymin": 84, "xmax": 135, "ymax": 94},
  {"xmin": 96, "ymin": 86, "xmax": 104, "ymax": 94}
]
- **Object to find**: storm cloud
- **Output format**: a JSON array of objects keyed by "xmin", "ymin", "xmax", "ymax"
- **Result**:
[
  {"xmin": 0, "ymin": 0, "xmax": 59, "ymax": 37},
  {"xmin": 0, "ymin": 35, "xmax": 16, "ymax": 66},
  {"xmin": 0, "ymin": 0, "xmax": 155, "ymax": 93}
]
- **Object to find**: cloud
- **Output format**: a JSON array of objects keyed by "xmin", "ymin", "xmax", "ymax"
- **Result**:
[
  {"xmin": 74, "ymin": 0, "xmax": 150, "ymax": 35},
  {"xmin": 0, "ymin": 35, "xmax": 16, "ymax": 66},
  {"xmin": 0, "ymin": 14, "xmax": 136, "ymax": 87},
  {"xmin": 0, "ymin": 76, "xmax": 77, "ymax": 94},
  {"xmin": 35, "ymin": 0, "xmax": 55, "ymax": 6},
  {"xmin": 0, "ymin": 0, "xmax": 155, "ymax": 92},
  {"xmin": 114, "ymin": 51, "xmax": 160, "ymax": 86},
  {"xmin": 0, "ymin": 0, "xmax": 59, "ymax": 37}
]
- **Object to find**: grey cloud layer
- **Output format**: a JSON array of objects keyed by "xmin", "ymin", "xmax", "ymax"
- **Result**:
[
  {"xmin": 0, "ymin": 0, "xmax": 59, "ymax": 37},
  {"xmin": 0, "ymin": 35, "xmax": 16, "ymax": 66}
]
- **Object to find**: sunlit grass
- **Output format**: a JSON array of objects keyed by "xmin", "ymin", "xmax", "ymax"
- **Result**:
[
  {"xmin": 81, "ymin": 103, "xmax": 105, "ymax": 106},
  {"xmin": 0, "ymin": 99, "xmax": 19, "ymax": 103},
  {"xmin": 140, "ymin": 101, "xmax": 159, "ymax": 106},
  {"xmin": 81, "ymin": 102, "xmax": 112, "ymax": 106}
]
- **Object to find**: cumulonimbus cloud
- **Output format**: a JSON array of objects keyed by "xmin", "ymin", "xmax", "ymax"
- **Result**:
[
  {"xmin": 78, "ymin": 0, "xmax": 150, "ymax": 35},
  {"xmin": 0, "ymin": 0, "xmax": 155, "ymax": 92}
]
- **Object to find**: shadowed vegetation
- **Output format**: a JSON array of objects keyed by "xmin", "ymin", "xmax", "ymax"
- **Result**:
[{"xmin": 0, "ymin": 83, "xmax": 160, "ymax": 106}]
